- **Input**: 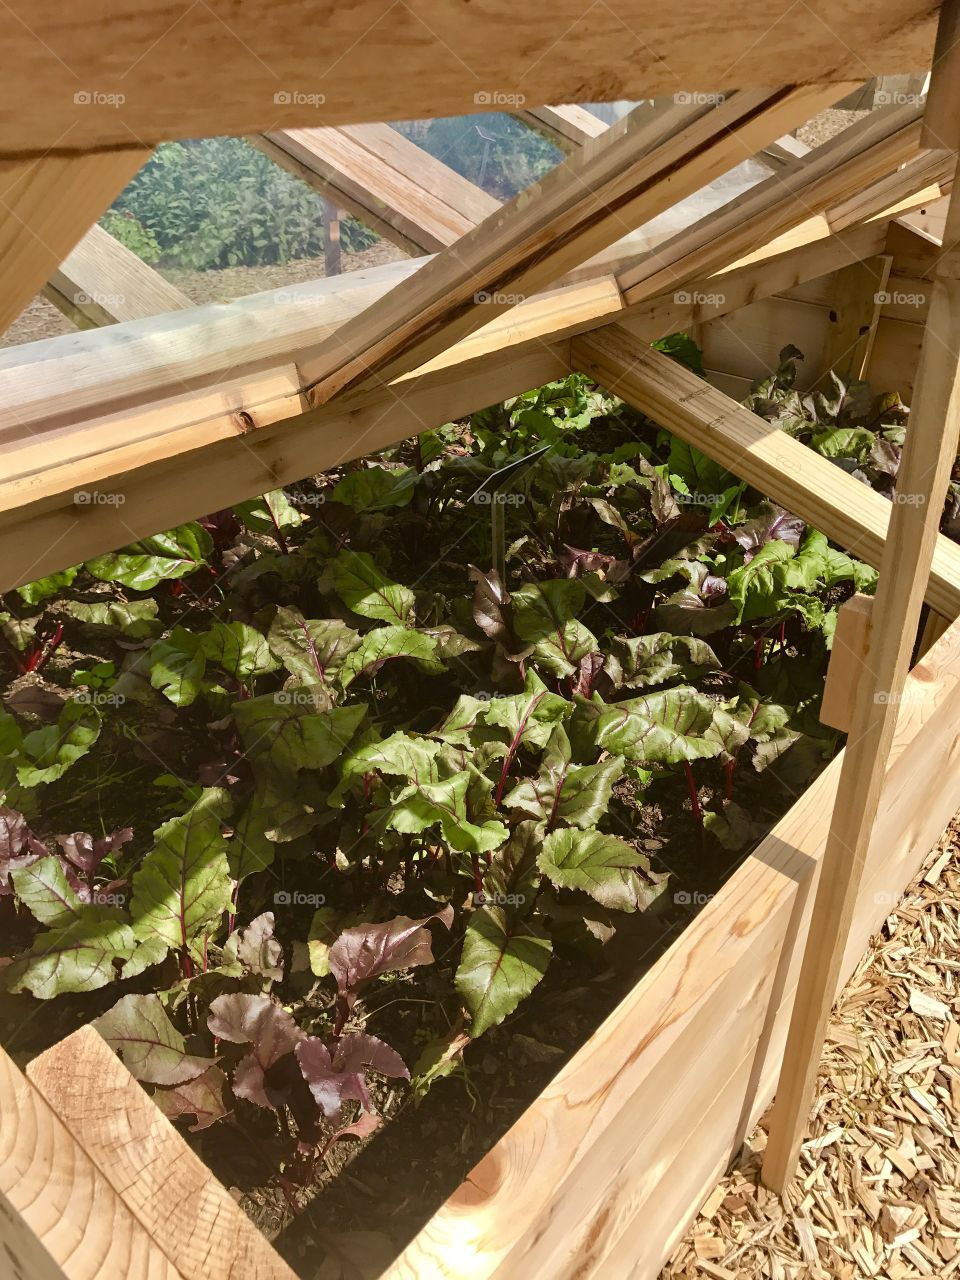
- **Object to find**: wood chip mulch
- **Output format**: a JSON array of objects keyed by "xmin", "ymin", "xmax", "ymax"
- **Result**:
[{"xmin": 662, "ymin": 820, "xmax": 960, "ymax": 1280}]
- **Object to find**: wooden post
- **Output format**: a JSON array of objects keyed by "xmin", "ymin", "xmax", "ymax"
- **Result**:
[
  {"xmin": 819, "ymin": 594, "xmax": 874, "ymax": 733},
  {"xmin": 820, "ymin": 255, "xmax": 892, "ymax": 383},
  {"xmin": 761, "ymin": 169, "xmax": 960, "ymax": 1191},
  {"xmin": 323, "ymin": 199, "xmax": 342, "ymax": 277}
]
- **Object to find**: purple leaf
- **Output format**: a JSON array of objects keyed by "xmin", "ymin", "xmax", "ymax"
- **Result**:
[
  {"xmin": 571, "ymin": 651, "xmax": 604, "ymax": 698},
  {"xmin": 226, "ymin": 911, "xmax": 284, "ymax": 982},
  {"xmin": 335, "ymin": 1032, "xmax": 409, "ymax": 1081},
  {"xmin": 328, "ymin": 906, "xmax": 454, "ymax": 1009},
  {"xmin": 153, "ymin": 1065, "xmax": 230, "ymax": 1131},
  {"xmin": 468, "ymin": 566, "xmax": 514, "ymax": 644},
  {"xmin": 207, "ymin": 993, "xmax": 304, "ymax": 1109},
  {"xmin": 295, "ymin": 1036, "xmax": 368, "ymax": 1119},
  {"xmin": 0, "ymin": 807, "xmax": 47, "ymax": 894},
  {"xmin": 56, "ymin": 826, "xmax": 133, "ymax": 875},
  {"xmin": 732, "ymin": 506, "xmax": 804, "ymax": 563}
]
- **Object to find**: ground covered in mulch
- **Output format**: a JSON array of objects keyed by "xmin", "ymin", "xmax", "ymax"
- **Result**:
[{"xmin": 662, "ymin": 820, "xmax": 960, "ymax": 1280}]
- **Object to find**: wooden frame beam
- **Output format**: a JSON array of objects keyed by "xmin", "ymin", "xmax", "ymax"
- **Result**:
[
  {"xmin": 298, "ymin": 84, "xmax": 848, "ymax": 405},
  {"xmin": 0, "ymin": 149, "xmax": 149, "ymax": 334},
  {"xmin": 617, "ymin": 103, "xmax": 926, "ymax": 307},
  {"xmin": 513, "ymin": 104, "xmax": 609, "ymax": 150},
  {"xmin": 43, "ymin": 223, "xmax": 190, "ymax": 327},
  {"xmin": 570, "ymin": 325, "xmax": 960, "ymax": 620},
  {"xmin": 252, "ymin": 124, "xmax": 498, "ymax": 254},
  {"xmin": 762, "ymin": 156, "xmax": 960, "ymax": 1191},
  {"xmin": 0, "ymin": 5, "xmax": 932, "ymax": 158}
]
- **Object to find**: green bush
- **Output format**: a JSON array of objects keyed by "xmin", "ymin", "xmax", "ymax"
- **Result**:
[
  {"xmin": 397, "ymin": 113, "xmax": 561, "ymax": 199},
  {"xmin": 99, "ymin": 209, "xmax": 162, "ymax": 264},
  {"xmin": 107, "ymin": 138, "xmax": 375, "ymax": 271}
]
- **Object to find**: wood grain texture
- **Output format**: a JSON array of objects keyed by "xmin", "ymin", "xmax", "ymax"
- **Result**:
[
  {"xmin": 0, "ymin": 1043, "xmax": 184, "ymax": 1280},
  {"xmin": 820, "ymin": 594, "xmax": 874, "ymax": 732},
  {"xmin": 762, "ymin": 168, "xmax": 960, "ymax": 1190},
  {"xmin": 253, "ymin": 125, "xmax": 497, "ymax": 254},
  {"xmin": 820, "ymin": 254, "xmax": 892, "ymax": 380},
  {"xmin": 514, "ymin": 104, "xmax": 608, "ymax": 149},
  {"xmin": 618, "ymin": 105, "xmax": 922, "ymax": 307},
  {"xmin": 27, "ymin": 1027, "xmax": 296, "ymax": 1280},
  {"xmin": 0, "ymin": 338, "xmax": 568, "ymax": 591},
  {"xmin": 571, "ymin": 326, "xmax": 960, "ymax": 620},
  {"xmin": 43, "ymin": 224, "xmax": 191, "ymax": 327},
  {"xmin": 383, "ymin": 615, "xmax": 960, "ymax": 1280},
  {"xmin": 0, "ymin": 3, "xmax": 933, "ymax": 158},
  {"xmin": 299, "ymin": 85, "xmax": 844, "ymax": 404},
  {"xmin": 920, "ymin": 0, "xmax": 960, "ymax": 152},
  {"xmin": 0, "ymin": 149, "xmax": 149, "ymax": 334}
]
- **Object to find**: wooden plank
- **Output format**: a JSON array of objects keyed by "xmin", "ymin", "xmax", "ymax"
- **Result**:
[
  {"xmin": 828, "ymin": 148, "xmax": 954, "ymax": 231},
  {"xmin": 618, "ymin": 105, "xmax": 923, "ymax": 307},
  {"xmin": 514, "ymin": 104, "xmax": 608, "ymax": 149},
  {"xmin": 253, "ymin": 124, "xmax": 498, "ymax": 254},
  {"xmin": 762, "ymin": 161, "xmax": 960, "ymax": 1191},
  {"xmin": 0, "ymin": 335, "xmax": 570, "ymax": 592},
  {"xmin": 820, "ymin": 594, "xmax": 874, "ymax": 732},
  {"xmin": 0, "ymin": 5, "xmax": 932, "ymax": 157},
  {"xmin": 43, "ymin": 223, "xmax": 190, "ymax": 328},
  {"xmin": 383, "ymin": 615, "xmax": 960, "ymax": 1280},
  {"xmin": 0, "ymin": 1041, "xmax": 184, "ymax": 1279},
  {"xmin": 570, "ymin": 326, "xmax": 960, "ymax": 620},
  {"xmin": 920, "ymin": 0, "xmax": 960, "ymax": 152},
  {"xmin": 28, "ymin": 1026, "xmax": 296, "ymax": 1280},
  {"xmin": 0, "ymin": 149, "xmax": 149, "ymax": 334},
  {"xmin": 322, "ymin": 200, "xmax": 342, "ymax": 277},
  {"xmin": 299, "ymin": 85, "xmax": 848, "ymax": 406},
  {"xmin": 820, "ymin": 254, "xmax": 893, "ymax": 381}
]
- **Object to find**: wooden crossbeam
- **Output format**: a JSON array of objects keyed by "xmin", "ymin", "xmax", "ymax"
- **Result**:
[
  {"xmin": 0, "ymin": 1041, "xmax": 186, "ymax": 1279},
  {"xmin": 761, "ymin": 158, "xmax": 960, "ymax": 1192},
  {"xmin": 513, "ymin": 104, "xmax": 609, "ymax": 150},
  {"xmin": 0, "ymin": 207, "xmax": 935, "ymax": 591},
  {"xmin": 0, "ymin": 3, "xmax": 934, "ymax": 158},
  {"xmin": 617, "ymin": 104, "xmax": 925, "ymax": 307},
  {"xmin": 28, "ymin": 1027, "xmax": 296, "ymax": 1280},
  {"xmin": 0, "ymin": 149, "xmax": 149, "ymax": 334},
  {"xmin": 253, "ymin": 124, "xmax": 498, "ymax": 254},
  {"xmin": 298, "ymin": 84, "xmax": 848, "ymax": 406},
  {"xmin": 43, "ymin": 223, "xmax": 191, "ymax": 327},
  {"xmin": 570, "ymin": 325, "xmax": 960, "ymax": 620}
]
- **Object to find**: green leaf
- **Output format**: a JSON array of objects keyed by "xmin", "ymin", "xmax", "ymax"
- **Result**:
[
  {"xmin": 59, "ymin": 598, "xmax": 162, "ymax": 639},
  {"xmin": 583, "ymin": 687, "xmax": 722, "ymax": 765},
  {"xmin": 94, "ymin": 993, "xmax": 215, "ymax": 1084},
  {"xmin": 512, "ymin": 580, "xmax": 586, "ymax": 641},
  {"xmin": 456, "ymin": 906, "xmax": 552, "ymax": 1037},
  {"xmin": 17, "ymin": 566, "xmax": 80, "ymax": 605},
  {"xmin": 390, "ymin": 772, "xmax": 508, "ymax": 855},
  {"xmin": 811, "ymin": 426, "xmax": 876, "ymax": 460},
  {"xmin": 538, "ymin": 827, "xmax": 648, "ymax": 911},
  {"xmin": 199, "ymin": 621, "xmax": 278, "ymax": 681},
  {"xmin": 331, "ymin": 466, "xmax": 417, "ymax": 512},
  {"xmin": 606, "ymin": 633, "xmax": 719, "ymax": 690},
  {"xmin": 503, "ymin": 726, "xmax": 624, "ymax": 830},
  {"xmin": 128, "ymin": 789, "xmax": 234, "ymax": 969},
  {"xmin": 267, "ymin": 608, "xmax": 361, "ymax": 687},
  {"xmin": 17, "ymin": 700, "xmax": 101, "ymax": 787},
  {"xmin": 11, "ymin": 856, "xmax": 83, "ymax": 926},
  {"xmin": 234, "ymin": 488, "xmax": 306, "ymax": 534},
  {"xmin": 233, "ymin": 694, "xmax": 365, "ymax": 773},
  {"xmin": 85, "ymin": 523, "xmax": 212, "ymax": 590},
  {"xmin": 483, "ymin": 670, "xmax": 572, "ymax": 750},
  {"xmin": 149, "ymin": 627, "xmax": 208, "ymax": 706},
  {"xmin": 340, "ymin": 625, "xmax": 440, "ymax": 688},
  {"xmin": 726, "ymin": 541, "xmax": 796, "ymax": 623},
  {"xmin": 4, "ymin": 912, "xmax": 137, "ymax": 997},
  {"xmin": 332, "ymin": 550, "xmax": 414, "ymax": 623}
]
